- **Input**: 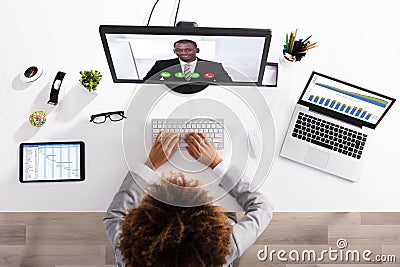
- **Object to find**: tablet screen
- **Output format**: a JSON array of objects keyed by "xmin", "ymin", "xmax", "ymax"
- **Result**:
[{"xmin": 19, "ymin": 141, "xmax": 85, "ymax": 182}]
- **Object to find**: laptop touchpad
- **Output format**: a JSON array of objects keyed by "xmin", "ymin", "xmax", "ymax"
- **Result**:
[{"xmin": 304, "ymin": 147, "xmax": 330, "ymax": 169}]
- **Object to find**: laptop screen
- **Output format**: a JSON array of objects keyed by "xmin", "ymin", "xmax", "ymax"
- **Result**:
[{"xmin": 300, "ymin": 72, "xmax": 395, "ymax": 128}]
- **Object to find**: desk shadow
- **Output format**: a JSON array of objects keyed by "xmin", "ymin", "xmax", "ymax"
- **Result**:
[
  {"xmin": 14, "ymin": 121, "xmax": 40, "ymax": 143},
  {"xmin": 30, "ymin": 82, "xmax": 55, "ymax": 115},
  {"xmin": 56, "ymin": 84, "xmax": 97, "ymax": 122},
  {"xmin": 11, "ymin": 74, "xmax": 32, "ymax": 90}
]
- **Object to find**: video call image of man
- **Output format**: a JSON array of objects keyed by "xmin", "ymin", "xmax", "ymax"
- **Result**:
[{"xmin": 143, "ymin": 39, "xmax": 233, "ymax": 84}]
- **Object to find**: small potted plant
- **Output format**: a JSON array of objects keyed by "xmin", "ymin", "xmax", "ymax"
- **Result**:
[{"xmin": 79, "ymin": 70, "xmax": 102, "ymax": 91}]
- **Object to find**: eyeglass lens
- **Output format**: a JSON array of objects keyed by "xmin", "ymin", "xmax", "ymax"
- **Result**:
[
  {"xmin": 108, "ymin": 113, "xmax": 125, "ymax": 121},
  {"xmin": 91, "ymin": 116, "xmax": 107, "ymax": 124}
]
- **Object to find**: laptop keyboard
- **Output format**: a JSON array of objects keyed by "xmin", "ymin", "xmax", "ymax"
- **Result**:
[
  {"xmin": 291, "ymin": 112, "xmax": 367, "ymax": 159},
  {"xmin": 152, "ymin": 118, "xmax": 224, "ymax": 150}
]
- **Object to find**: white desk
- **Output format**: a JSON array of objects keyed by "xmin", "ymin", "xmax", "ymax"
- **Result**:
[
  {"xmin": 122, "ymin": 85, "xmax": 275, "ymax": 211},
  {"xmin": 0, "ymin": 0, "xmax": 399, "ymax": 211}
]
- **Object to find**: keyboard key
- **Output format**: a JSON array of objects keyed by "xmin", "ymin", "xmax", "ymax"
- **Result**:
[{"xmin": 311, "ymin": 139, "xmax": 333, "ymax": 150}]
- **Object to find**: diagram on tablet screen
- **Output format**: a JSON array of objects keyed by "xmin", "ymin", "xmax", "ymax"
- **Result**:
[{"xmin": 23, "ymin": 143, "xmax": 81, "ymax": 181}]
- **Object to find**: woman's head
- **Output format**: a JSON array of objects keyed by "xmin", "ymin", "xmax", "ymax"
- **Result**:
[{"xmin": 118, "ymin": 171, "xmax": 232, "ymax": 267}]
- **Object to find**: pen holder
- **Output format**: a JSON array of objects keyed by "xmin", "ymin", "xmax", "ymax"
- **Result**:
[
  {"xmin": 279, "ymin": 52, "xmax": 300, "ymax": 68},
  {"xmin": 282, "ymin": 30, "xmax": 317, "ymax": 68}
]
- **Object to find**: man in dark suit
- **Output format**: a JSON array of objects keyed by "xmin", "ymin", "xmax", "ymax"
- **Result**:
[{"xmin": 143, "ymin": 39, "xmax": 233, "ymax": 84}]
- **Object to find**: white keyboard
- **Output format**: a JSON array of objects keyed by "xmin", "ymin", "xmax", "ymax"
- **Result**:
[{"xmin": 151, "ymin": 118, "xmax": 224, "ymax": 150}]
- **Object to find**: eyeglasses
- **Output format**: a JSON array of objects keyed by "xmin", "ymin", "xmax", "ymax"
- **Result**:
[{"xmin": 90, "ymin": 111, "xmax": 127, "ymax": 124}]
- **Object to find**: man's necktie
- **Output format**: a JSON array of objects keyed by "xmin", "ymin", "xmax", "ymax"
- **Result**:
[{"xmin": 184, "ymin": 63, "xmax": 191, "ymax": 81}]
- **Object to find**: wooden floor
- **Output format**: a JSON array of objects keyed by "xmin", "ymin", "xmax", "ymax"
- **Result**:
[{"xmin": 1, "ymin": 212, "xmax": 400, "ymax": 267}]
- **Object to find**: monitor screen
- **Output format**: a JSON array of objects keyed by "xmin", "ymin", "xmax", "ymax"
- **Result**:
[{"xmin": 99, "ymin": 25, "xmax": 272, "ymax": 87}]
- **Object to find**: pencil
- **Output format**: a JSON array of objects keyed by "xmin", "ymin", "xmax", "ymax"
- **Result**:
[
  {"xmin": 305, "ymin": 45, "xmax": 318, "ymax": 50},
  {"xmin": 306, "ymin": 41, "xmax": 317, "ymax": 48},
  {"xmin": 301, "ymin": 35, "xmax": 312, "ymax": 44},
  {"xmin": 291, "ymin": 29, "xmax": 298, "ymax": 53},
  {"xmin": 301, "ymin": 42, "xmax": 318, "ymax": 51},
  {"xmin": 288, "ymin": 32, "xmax": 293, "ymax": 53},
  {"xmin": 290, "ymin": 32, "xmax": 295, "ymax": 53},
  {"xmin": 285, "ymin": 33, "xmax": 288, "ymax": 51},
  {"xmin": 300, "ymin": 45, "xmax": 317, "ymax": 51}
]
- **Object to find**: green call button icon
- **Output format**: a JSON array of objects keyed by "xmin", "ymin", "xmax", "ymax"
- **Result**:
[
  {"xmin": 175, "ymin": 72, "xmax": 185, "ymax": 78},
  {"xmin": 190, "ymin": 72, "xmax": 200, "ymax": 78},
  {"xmin": 160, "ymin": 72, "xmax": 171, "ymax": 78}
]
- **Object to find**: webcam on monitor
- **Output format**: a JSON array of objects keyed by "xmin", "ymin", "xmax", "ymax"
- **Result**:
[
  {"xmin": 99, "ymin": 25, "xmax": 272, "ymax": 93},
  {"xmin": 175, "ymin": 21, "xmax": 198, "ymax": 27}
]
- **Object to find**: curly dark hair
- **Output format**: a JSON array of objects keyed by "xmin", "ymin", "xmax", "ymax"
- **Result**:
[{"xmin": 118, "ymin": 171, "xmax": 232, "ymax": 267}]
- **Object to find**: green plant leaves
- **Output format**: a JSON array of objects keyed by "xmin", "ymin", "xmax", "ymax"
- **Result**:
[{"xmin": 79, "ymin": 70, "xmax": 102, "ymax": 91}]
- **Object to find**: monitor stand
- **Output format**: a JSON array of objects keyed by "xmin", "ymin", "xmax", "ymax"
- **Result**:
[
  {"xmin": 170, "ymin": 21, "xmax": 209, "ymax": 95},
  {"xmin": 167, "ymin": 83, "xmax": 209, "ymax": 94}
]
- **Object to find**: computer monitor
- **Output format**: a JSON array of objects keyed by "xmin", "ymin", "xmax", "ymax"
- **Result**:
[{"xmin": 99, "ymin": 25, "xmax": 272, "ymax": 91}]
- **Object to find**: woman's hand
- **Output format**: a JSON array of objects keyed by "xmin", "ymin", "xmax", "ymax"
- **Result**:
[
  {"xmin": 145, "ymin": 131, "xmax": 180, "ymax": 171},
  {"xmin": 184, "ymin": 132, "xmax": 222, "ymax": 169}
]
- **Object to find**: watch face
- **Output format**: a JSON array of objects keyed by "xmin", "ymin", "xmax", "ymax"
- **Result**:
[
  {"xmin": 24, "ymin": 66, "xmax": 38, "ymax": 78},
  {"xmin": 21, "ymin": 65, "xmax": 43, "ymax": 83}
]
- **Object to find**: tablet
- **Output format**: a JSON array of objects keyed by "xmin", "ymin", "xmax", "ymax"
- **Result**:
[{"xmin": 19, "ymin": 141, "xmax": 85, "ymax": 183}]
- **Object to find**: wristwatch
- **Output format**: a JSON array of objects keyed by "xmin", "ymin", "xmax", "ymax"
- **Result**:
[{"xmin": 47, "ymin": 71, "xmax": 66, "ymax": 105}]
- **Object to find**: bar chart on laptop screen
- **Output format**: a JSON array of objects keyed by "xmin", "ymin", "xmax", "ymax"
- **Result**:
[
  {"xmin": 302, "ymin": 75, "xmax": 391, "ymax": 124},
  {"xmin": 23, "ymin": 144, "xmax": 81, "ymax": 181}
]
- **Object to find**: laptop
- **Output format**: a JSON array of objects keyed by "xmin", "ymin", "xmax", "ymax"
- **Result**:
[{"xmin": 281, "ymin": 71, "xmax": 396, "ymax": 182}]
